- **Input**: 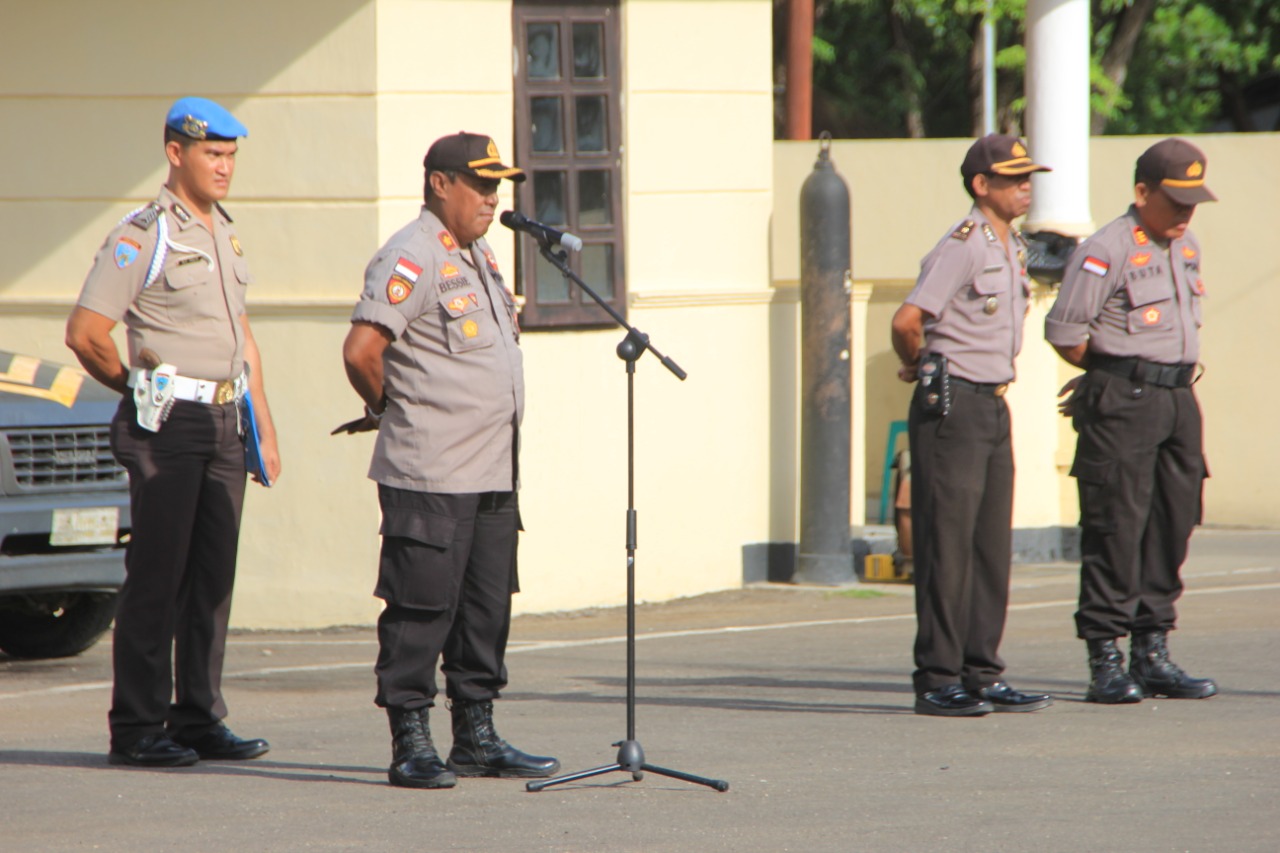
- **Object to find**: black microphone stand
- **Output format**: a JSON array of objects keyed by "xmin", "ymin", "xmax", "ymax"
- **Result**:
[{"xmin": 522, "ymin": 234, "xmax": 728, "ymax": 794}]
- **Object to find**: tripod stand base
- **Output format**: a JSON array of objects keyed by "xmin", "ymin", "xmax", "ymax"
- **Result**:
[{"xmin": 526, "ymin": 739, "xmax": 729, "ymax": 793}]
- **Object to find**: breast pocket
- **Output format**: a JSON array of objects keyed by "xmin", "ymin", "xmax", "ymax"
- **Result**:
[
  {"xmin": 441, "ymin": 292, "xmax": 494, "ymax": 353},
  {"xmin": 1125, "ymin": 278, "xmax": 1174, "ymax": 333},
  {"xmin": 969, "ymin": 265, "xmax": 1009, "ymax": 317},
  {"xmin": 161, "ymin": 257, "xmax": 216, "ymax": 325}
]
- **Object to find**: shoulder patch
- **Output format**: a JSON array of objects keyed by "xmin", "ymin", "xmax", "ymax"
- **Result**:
[
  {"xmin": 950, "ymin": 220, "xmax": 976, "ymax": 241},
  {"xmin": 128, "ymin": 202, "xmax": 163, "ymax": 231}
]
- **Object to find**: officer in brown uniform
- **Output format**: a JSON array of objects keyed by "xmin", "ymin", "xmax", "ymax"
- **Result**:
[
  {"xmin": 65, "ymin": 97, "xmax": 281, "ymax": 766},
  {"xmin": 340, "ymin": 132, "xmax": 558, "ymax": 789},
  {"xmin": 891, "ymin": 135, "xmax": 1054, "ymax": 717},
  {"xmin": 1046, "ymin": 138, "xmax": 1218, "ymax": 704}
]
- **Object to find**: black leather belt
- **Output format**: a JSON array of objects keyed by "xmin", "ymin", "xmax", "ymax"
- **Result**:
[
  {"xmin": 1090, "ymin": 354, "xmax": 1196, "ymax": 388},
  {"xmin": 950, "ymin": 377, "xmax": 1009, "ymax": 397}
]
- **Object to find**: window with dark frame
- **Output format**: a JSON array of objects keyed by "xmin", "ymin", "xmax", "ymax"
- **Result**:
[{"xmin": 513, "ymin": 1, "xmax": 624, "ymax": 329}]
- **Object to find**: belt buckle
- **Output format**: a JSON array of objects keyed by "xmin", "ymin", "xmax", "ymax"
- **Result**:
[
  {"xmin": 993, "ymin": 384, "xmax": 1008, "ymax": 397},
  {"xmin": 214, "ymin": 380, "xmax": 236, "ymax": 405}
]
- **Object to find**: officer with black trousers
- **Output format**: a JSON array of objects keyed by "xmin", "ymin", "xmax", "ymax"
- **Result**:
[
  {"xmin": 1046, "ymin": 138, "xmax": 1218, "ymax": 704},
  {"xmin": 892, "ymin": 135, "xmax": 1054, "ymax": 717}
]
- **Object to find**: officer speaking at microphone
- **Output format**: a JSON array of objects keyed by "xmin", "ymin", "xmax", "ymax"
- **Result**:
[
  {"xmin": 1046, "ymin": 138, "xmax": 1218, "ymax": 705},
  {"xmin": 891, "ymin": 135, "xmax": 1054, "ymax": 717},
  {"xmin": 65, "ymin": 97, "xmax": 281, "ymax": 766},
  {"xmin": 339, "ymin": 132, "xmax": 558, "ymax": 789}
]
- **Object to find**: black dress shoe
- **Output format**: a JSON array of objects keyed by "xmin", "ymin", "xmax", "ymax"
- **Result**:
[
  {"xmin": 108, "ymin": 733, "xmax": 199, "ymax": 767},
  {"xmin": 914, "ymin": 684, "xmax": 993, "ymax": 717},
  {"xmin": 976, "ymin": 681, "xmax": 1054, "ymax": 713},
  {"xmin": 171, "ymin": 724, "xmax": 269, "ymax": 760}
]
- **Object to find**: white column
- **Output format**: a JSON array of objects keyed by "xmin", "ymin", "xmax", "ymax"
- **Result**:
[
  {"xmin": 1023, "ymin": 0, "xmax": 1093, "ymax": 236},
  {"xmin": 850, "ymin": 280, "xmax": 872, "ymax": 527}
]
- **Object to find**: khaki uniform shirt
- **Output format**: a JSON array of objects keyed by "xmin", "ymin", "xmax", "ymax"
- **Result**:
[
  {"xmin": 1046, "ymin": 206, "xmax": 1203, "ymax": 365},
  {"xmin": 905, "ymin": 206, "xmax": 1031, "ymax": 384},
  {"xmin": 76, "ymin": 185, "xmax": 250, "ymax": 381},
  {"xmin": 352, "ymin": 207, "xmax": 524, "ymax": 494}
]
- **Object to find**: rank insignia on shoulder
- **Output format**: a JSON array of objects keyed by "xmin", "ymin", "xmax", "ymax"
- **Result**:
[
  {"xmin": 170, "ymin": 202, "xmax": 191, "ymax": 224},
  {"xmin": 950, "ymin": 221, "xmax": 976, "ymax": 241},
  {"xmin": 129, "ymin": 202, "xmax": 163, "ymax": 231},
  {"xmin": 484, "ymin": 249, "xmax": 499, "ymax": 273},
  {"xmin": 981, "ymin": 224, "xmax": 997, "ymax": 243},
  {"xmin": 1181, "ymin": 245, "xmax": 1197, "ymax": 259},
  {"xmin": 387, "ymin": 274, "xmax": 413, "ymax": 305},
  {"xmin": 114, "ymin": 237, "xmax": 142, "ymax": 269},
  {"xmin": 1131, "ymin": 252, "xmax": 1151, "ymax": 267},
  {"xmin": 230, "ymin": 235, "xmax": 243, "ymax": 256},
  {"xmin": 1082, "ymin": 256, "xmax": 1110, "ymax": 277},
  {"xmin": 438, "ymin": 230, "xmax": 458, "ymax": 252},
  {"xmin": 394, "ymin": 257, "xmax": 422, "ymax": 283},
  {"xmin": 1131, "ymin": 226, "xmax": 1150, "ymax": 247}
]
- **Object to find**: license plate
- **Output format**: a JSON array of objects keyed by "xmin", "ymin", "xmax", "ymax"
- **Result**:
[{"xmin": 50, "ymin": 507, "xmax": 119, "ymax": 546}]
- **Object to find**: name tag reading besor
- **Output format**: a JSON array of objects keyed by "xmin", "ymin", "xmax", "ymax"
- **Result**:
[{"xmin": 50, "ymin": 507, "xmax": 119, "ymax": 546}]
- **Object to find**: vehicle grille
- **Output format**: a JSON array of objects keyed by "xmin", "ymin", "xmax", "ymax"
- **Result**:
[{"xmin": 3, "ymin": 427, "xmax": 127, "ymax": 491}]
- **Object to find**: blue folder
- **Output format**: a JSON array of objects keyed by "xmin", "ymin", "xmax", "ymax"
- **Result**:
[{"xmin": 239, "ymin": 392, "xmax": 272, "ymax": 487}]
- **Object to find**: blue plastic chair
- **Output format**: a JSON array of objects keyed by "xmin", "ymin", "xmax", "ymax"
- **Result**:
[{"xmin": 878, "ymin": 419, "xmax": 909, "ymax": 524}]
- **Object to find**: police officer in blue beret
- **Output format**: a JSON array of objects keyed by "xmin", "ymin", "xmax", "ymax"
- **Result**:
[{"xmin": 67, "ymin": 96, "xmax": 281, "ymax": 767}]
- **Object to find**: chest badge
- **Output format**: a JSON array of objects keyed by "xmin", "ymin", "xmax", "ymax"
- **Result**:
[
  {"xmin": 462, "ymin": 319, "xmax": 480, "ymax": 339},
  {"xmin": 230, "ymin": 235, "xmax": 243, "ymax": 256},
  {"xmin": 1131, "ymin": 252, "xmax": 1151, "ymax": 267},
  {"xmin": 1181, "ymin": 245, "xmax": 1198, "ymax": 259},
  {"xmin": 984, "ymin": 296, "xmax": 999, "ymax": 315},
  {"xmin": 1143, "ymin": 306, "xmax": 1162, "ymax": 325}
]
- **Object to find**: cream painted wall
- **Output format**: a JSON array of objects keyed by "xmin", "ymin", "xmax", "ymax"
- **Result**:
[{"xmin": 773, "ymin": 134, "xmax": 1280, "ymax": 531}]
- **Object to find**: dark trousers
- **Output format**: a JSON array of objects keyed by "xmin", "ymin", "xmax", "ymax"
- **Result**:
[
  {"xmin": 909, "ymin": 385, "xmax": 1014, "ymax": 694},
  {"xmin": 108, "ymin": 397, "xmax": 246, "ymax": 748},
  {"xmin": 1070, "ymin": 370, "xmax": 1205, "ymax": 640},
  {"xmin": 373, "ymin": 486, "xmax": 519, "ymax": 711}
]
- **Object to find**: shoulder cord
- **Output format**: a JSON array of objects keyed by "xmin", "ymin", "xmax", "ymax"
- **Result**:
[{"xmin": 117, "ymin": 205, "xmax": 216, "ymax": 289}]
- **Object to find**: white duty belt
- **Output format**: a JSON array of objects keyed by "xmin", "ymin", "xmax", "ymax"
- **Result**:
[{"xmin": 127, "ymin": 368, "xmax": 246, "ymax": 405}]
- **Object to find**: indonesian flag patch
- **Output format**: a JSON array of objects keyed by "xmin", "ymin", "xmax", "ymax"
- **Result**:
[
  {"xmin": 1082, "ymin": 256, "xmax": 1110, "ymax": 276},
  {"xmin": 394, "ymin": 257, "xmax": 422, "ymax": 283}
]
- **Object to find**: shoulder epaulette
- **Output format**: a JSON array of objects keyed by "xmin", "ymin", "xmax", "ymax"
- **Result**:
[
  {"xmin": 950, "ymin": 220, "xmax": 976, "ymax": 241},
  {"xmin": 215, "ymin": 202, "xmax": 233, "ymax": 223},
  {"xmin": 128, "ymin": 202, "xmax": 164, "ymax": 231}
]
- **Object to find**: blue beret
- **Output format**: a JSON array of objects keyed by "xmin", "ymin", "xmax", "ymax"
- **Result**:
[{"xmin": 165, "ymin": 97, "xmax": 248, "ymax": 140}]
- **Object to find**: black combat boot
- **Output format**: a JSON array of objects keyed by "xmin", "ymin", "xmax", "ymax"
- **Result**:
[
  {"xmin": 1085, "ymin": 638, "xmax": 1144, "ymax": 704},
  {"xmin": 1130, "ymin": 630, "xmax": 1218, "ymax": 699},
  {"xmin": 447, "ymin": 699, "xmax": 560, "ymax": 778},
  {"xmin": 386, "ymin": 707, "xmax": 457, "ymax": 789}
]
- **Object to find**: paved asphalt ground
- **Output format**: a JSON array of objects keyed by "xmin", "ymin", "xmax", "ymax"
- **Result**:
[{"xmin": 2, "ymin": 528, "xmax": 1277, "ymax": 852}]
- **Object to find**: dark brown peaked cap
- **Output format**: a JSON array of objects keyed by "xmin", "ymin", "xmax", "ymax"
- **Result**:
[
  {"xmin": 1136, "ymin": 137, "xmax": 1216, "ymax": 204},
  {"xmin": 961, "ymin": 134, "xmax": 1052, "ymax": 185},
  {"xmin": 424, "ymin": 132, "xmax": 526, "ymax": 183}
]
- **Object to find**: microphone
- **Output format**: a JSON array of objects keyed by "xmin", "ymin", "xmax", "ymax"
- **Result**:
[{"xmin": 500, "ymin": 210, "xmax": 583, "ymax": 252}]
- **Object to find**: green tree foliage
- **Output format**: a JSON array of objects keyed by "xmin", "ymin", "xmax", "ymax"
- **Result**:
[{"xmin": 792, "ymin": 0, "xmax": 1280, "ymax": 138}]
